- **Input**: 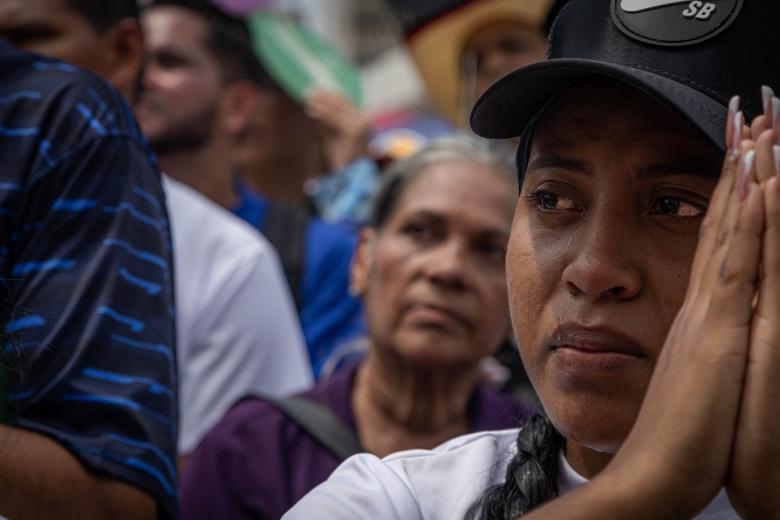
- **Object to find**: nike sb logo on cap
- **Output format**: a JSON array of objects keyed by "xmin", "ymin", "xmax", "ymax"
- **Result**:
[
  {"xmin": 612, "ymin": 0, "xmax": 742, "ymax": 46},
  {"xmin": 621, "ymin": 0, "xmax": 695, "ymax": 13}
]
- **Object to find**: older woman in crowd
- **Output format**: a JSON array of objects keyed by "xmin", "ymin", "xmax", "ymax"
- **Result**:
[{"xmin": 180, "ymin": 136, "xmax": 532, "ymax": 519}]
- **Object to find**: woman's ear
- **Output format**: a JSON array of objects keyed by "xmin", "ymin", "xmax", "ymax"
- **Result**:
[
  {"xmin": 100, "ymin": 19, "xmax": 144, "ymax": 100},
  {"xmin": 349, "ymin": 228, "xmax": 376, "ymax": 297}
]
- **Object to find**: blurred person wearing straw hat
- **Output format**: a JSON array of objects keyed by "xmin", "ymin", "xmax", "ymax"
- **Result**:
[{"xmin": 388, "ymin": 0, "xmax": 557, "ymax": 127}]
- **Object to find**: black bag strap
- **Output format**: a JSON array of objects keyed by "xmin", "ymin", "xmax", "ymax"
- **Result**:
[
  {"xmin": 266, "ymin": 395, "xmax": 363, "ymax": 461},
  {"xmin": 261, "ymin": 200, "xmax": 308, "ymax": 311}
]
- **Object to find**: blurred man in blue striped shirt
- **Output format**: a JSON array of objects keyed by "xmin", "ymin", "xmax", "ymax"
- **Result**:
[{"xmin": 0, "ymin": 6, "xmax": 177, "ymax": 517}]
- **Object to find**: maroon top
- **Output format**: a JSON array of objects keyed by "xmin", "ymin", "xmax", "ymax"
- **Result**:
[{"xmin": 180, "ymin": 363, "xmax": 532, "ymax": 520}]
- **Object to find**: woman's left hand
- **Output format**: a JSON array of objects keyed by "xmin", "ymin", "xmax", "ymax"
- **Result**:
[{"xmin": 726, "ymin": 104, "xmax": 780, "ymax": 519}]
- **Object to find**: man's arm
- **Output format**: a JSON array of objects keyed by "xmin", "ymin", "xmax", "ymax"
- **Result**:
[{"xmin": 0, "ymin": 425, "xmax": 156, "ymax": 519}]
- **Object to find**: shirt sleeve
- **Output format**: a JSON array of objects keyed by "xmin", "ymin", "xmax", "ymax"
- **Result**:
[{"xmin": 4, "ymin": 133, "xmax": 178, "ymax": 517}]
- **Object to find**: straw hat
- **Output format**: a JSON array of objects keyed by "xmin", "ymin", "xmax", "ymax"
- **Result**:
[{"xmin": 402, "ymin": 0, "xmax": 555, "ymax": 124}]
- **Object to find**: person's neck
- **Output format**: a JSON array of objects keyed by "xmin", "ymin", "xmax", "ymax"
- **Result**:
[
  {"xmin": 157, "ymin": 140, "xmax": 237, "ymax": 209},
  {"xmin": 352, "ymin": 349, "xmax": 480, "ymax": 457},
  {"xmin": 564, "ymin": 440, "xmax": 614, "ymax": 480},
  {"xmin": 241, "ymin": 155, "xmax": 319, "ymax": 207}
]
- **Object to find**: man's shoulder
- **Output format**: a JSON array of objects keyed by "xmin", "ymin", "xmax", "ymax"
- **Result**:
[
  {"xmin": 164, "ymin": 176, "xmax": 275, "ymax": 262},
  {"xmin": 304, "ymin": 216, "xmax": 357, "ymax": 270},
  {"xmin": 0, "ymin": 49, "xmax": 146, "ymax": 180},
  {"xmin": 306, "ymin": 216, "xmax": 356, "ymax": 247}
]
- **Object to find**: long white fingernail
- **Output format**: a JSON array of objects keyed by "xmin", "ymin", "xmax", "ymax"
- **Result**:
[
  {"xmin": 774, "ymin": 97, "xmax": 780, "ymax": 134},
  {"xmin": 774, "ymin": 145, "xmax": 780, "ymax": 178},
  {"xmin": 733, "ymin": 111, "xmax": 744, "ymax": 152},
  {"xmin": 730, "ymin": 95, "xmax": 741, "ymax": 114},
  {"xmin": 727, "ymin": 96, "xmax": 740, "ymax": 151},
  {"xmin": 763, "ymin": 86, "xmax": 775, "ymax": 115},
  {"xmin": 740, "ymin": 150, "xmax": 756, "ymax": 201}
]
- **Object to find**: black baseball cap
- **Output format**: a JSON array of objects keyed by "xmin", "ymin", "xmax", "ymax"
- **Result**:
[{"xmin": 471, "ymin": 0, "xmax": 780, "ymax": 152}]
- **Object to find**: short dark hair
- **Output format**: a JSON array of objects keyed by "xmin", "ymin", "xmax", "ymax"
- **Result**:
[
  {"xmin": 144, "ymin": 0, "xmax": 269, "ymax": 86},
  {"xmin": 64, "ymin": 0, "xmax": 139, "ymax": 32}
]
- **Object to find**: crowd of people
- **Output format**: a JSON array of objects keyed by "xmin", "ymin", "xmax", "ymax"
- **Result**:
[{"xmin": 0, "ymin": 0, "xmax": 778, "ymax": 519}]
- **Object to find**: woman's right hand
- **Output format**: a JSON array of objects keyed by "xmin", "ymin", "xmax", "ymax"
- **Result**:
[
  {"xmin": 597, "ymin": 102, "xmax": 766, "ymax": 518},
  {"xmin": 726, "ymin": 100, "xmax": 780, "ymax": 519}
]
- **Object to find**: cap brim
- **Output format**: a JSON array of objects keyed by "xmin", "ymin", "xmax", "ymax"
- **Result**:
[{"xmin": 471, "ymin": 58, "xmax": 727, "ymax": 152}]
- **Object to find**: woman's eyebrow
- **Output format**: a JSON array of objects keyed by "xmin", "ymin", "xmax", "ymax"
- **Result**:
[
  {"xmin": 526, "ymin": 156, "xmax": 592, "ymax": 175},
  {"xmin": 637, "ymin": 161, "xmax": 720, "ymax": 180}
]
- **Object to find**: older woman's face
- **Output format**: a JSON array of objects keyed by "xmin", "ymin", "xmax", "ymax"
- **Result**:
[
  {"xmin": 355, "ymin": 160, "xmax": 516, "ymax": 368},
  {"xmin": 509, "ymin": 82, "xmax": 721, "ymax": 452}
]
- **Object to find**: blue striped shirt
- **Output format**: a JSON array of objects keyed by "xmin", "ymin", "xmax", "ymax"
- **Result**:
[{"xmin": 0, "ymin": 41, "xmax": 177, "ymax": 517}]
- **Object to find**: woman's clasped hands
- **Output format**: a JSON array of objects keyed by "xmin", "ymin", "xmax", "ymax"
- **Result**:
[{"xmin": 599, "ymin": 89, "xmax": 780, "ymax": 520}]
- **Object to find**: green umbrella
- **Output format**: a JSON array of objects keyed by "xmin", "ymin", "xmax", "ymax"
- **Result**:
[{"xmin": 247, "ymin": 12, "xmax": 363, "ymax": 108}]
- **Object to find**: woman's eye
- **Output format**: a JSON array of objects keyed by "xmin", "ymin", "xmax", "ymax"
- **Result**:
[
  {"xmin": 651, "ymin": 196, "xmax": 706, "ymax": 219},
  {"xmin": 402, "ymin": 223, "xmax": 433, "ymax": 241},
  {"xmin": 530, "ymin": 190, "xmax": 579, "ymax": 212}
]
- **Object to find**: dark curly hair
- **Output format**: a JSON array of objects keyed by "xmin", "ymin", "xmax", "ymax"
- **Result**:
[{"xmin": 64, "ymin": 0, "xmax": 139, "ymax": 32}]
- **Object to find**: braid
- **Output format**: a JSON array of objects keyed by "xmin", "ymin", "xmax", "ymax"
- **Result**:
[{"xmin": 472, "ymin": 413, "xmax": 564, "ymax": 519}]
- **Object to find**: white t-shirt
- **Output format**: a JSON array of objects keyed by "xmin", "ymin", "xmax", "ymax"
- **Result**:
[
  {"xmin": 163, "ymin": 176, "xmax": 313, "ymax": 454},
  {"xmin": 284, "ymin": 428, "xmax": 738, "ymax": 520}
]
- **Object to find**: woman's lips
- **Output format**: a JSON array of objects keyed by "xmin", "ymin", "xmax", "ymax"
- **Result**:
[
  {"xmin": 548, "ymin": 325, "xmax": 648, "ymax": 375},
  {"xmin": 404, "ymin": 303, "xmax": 471, "ymax": 331}
]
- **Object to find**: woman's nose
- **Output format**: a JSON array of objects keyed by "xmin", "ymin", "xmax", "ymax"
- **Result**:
[
  {"xmin": 561, "ymin": 223, "xmax": 642, "ymax": 302},
  {"xmin": 423, "ymin": 239, "xmax": 468, "ymax": 291}
]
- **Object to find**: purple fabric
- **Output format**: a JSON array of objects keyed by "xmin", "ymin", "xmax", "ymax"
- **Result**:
[{"xmin": 180, "ymin": 363, "xmax": 532, "ymax": 520}]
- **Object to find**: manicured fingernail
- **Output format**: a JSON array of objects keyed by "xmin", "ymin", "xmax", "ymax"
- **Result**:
[
  {"xmin": 730, "ymin": 95, "xmax": 741, "ymax": 114},
  {"xmin": 774, "ymin": 145, "xmax": 780, "ymax": 178},
  {"xmin": 763, "ymin": 86, "xmax": 775, "ymax": 115},
  {"xmin": 732, "ymin": 111, "xmax": 744, "ymax": 152},
  {"xmin": 726, "ymin": 96, "xmax": 740, "ymax": 151},
  {"xmin": 774, "ymin": 97, "xmax": 780, "ymax": 134},
  {"xmin": 740, "ymin": 149, "xmax": 756, "ymax": 201}
]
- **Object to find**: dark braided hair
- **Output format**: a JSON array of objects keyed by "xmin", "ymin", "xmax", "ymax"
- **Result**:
[{"xmin": 471, "ymin": 413, "xmax": 564, "ymax": 519}]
